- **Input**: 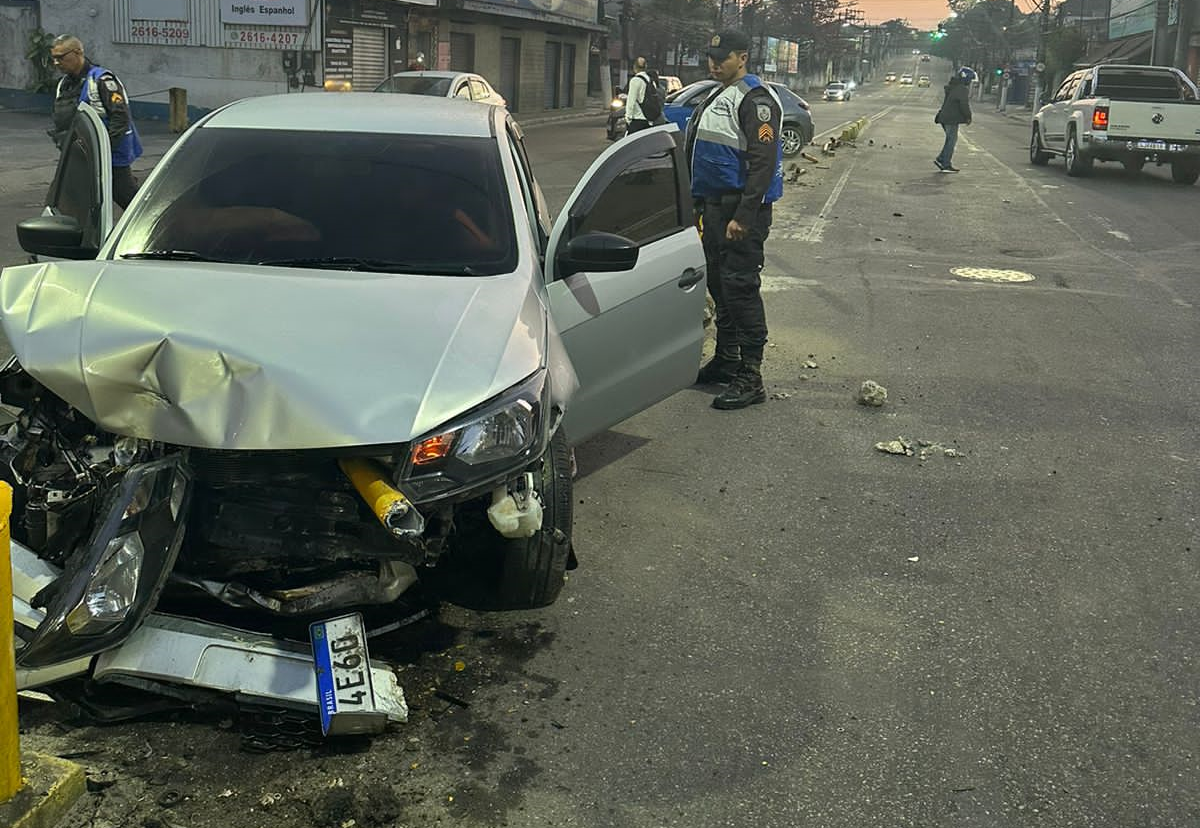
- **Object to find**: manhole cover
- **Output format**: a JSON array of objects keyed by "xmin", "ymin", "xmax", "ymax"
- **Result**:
[{"xmin": 950, "ymin": 266, "xmax": 1036, "ymax": 283}]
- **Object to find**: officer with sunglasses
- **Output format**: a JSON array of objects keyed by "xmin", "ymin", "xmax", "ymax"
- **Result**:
[{"xmin": 49, "ymin": 34, "xmax": 143, "ymax": 208}]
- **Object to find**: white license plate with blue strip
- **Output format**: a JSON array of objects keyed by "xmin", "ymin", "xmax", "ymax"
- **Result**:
[{"xmin": 310, "ymin": 613, "xmax": 388, "ymax": 736}]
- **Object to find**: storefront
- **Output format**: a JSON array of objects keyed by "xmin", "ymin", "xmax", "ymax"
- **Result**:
[{"xmin": 322, "ymin": 0, "xmax": 438, "ymax": 92}]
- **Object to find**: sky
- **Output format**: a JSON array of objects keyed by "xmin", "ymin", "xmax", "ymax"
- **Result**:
[{"xmin": 857, "ymin": 0, "xmax": 953, "ymax": 29}]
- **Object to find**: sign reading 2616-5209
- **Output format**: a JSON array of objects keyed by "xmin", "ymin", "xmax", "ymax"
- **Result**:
[{"xmin": 220, "ymin": 1, "xmax": 308, "ymax": 26}]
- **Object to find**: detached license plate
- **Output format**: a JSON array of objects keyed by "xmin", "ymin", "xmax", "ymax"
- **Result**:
[
  {"xmin": 310, "ymin": 613, "xmax": 388, "ymax": 736},
  {"xmin": 1136, "ymin": 139, "xmax": 1168, "ymax": 151}
]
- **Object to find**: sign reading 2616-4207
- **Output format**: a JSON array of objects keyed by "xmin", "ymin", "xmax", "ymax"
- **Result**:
[{"xmin": 220, "ymin": 1, "xmax": 308, "ymax": 26}]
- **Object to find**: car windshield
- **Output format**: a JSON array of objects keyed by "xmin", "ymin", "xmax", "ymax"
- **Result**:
[
  {"xmin": 827, "ymin": 83, "xmax": 845, "ymax": 90},
  {"xmin": 374, "ymin": 76, "xmax": 453, "ymax": 96},
  {"xmin": 111, "ymin": 128, "xmax": 517, "ymax": 276},
  {"xmin": 667, "ymin": 81, "xmax": 715, "ymax": 104}
]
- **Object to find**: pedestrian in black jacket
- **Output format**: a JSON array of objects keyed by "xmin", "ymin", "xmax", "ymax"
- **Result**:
[{"xmin": 934, "ymin": 67, "xmax": 975, "ymax": 172}]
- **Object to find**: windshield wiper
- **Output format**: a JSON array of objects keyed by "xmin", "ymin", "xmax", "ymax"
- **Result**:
[
  {"xmin": 121, "ymin": 250, "xmax": 218, "ymax": 262},
  {"xmin": 256, "ymin": 257, "xmax": 486, "ymax": 276}
]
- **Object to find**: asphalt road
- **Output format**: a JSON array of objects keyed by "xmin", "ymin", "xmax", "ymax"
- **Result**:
[{"xmin": 7, "ymin": 63, "xmax": 1200, "ymax": 828}]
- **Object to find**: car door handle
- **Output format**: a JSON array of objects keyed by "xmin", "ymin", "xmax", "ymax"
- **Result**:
[{"xmin": 677, "ymin": 267, "xmax": 704, "ymax": 289}]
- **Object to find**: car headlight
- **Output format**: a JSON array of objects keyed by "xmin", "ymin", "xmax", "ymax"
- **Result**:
[
  {"xmin": 398, "ymin": 370, "xmax": 549, "ymax": 503},
  {"xmin": 611, "ymin": 99, "xmax": 623, "ymax": 109},
  {"xmin": 17, "ymin": 456, "xmax": 192, "ymax": 668}
]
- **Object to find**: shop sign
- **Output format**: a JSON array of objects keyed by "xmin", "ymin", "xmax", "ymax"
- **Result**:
[
  {"xmin": 132, "ymin": 0, "xmax": 188, "ymax": 19},
  {"xmin": 221, "ymin": 1, "xmax": 309, "ymax": 26}
]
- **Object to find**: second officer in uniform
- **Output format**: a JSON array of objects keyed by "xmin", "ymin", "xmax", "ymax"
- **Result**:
[{"xmin": 685, "ymin": 30, "xmax": 783, "ymax": 410}]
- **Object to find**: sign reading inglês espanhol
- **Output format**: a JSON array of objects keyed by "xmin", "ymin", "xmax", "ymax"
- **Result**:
[{"xmin": 221, "ymin": 1, "xmax": 308, "ymax": 26}]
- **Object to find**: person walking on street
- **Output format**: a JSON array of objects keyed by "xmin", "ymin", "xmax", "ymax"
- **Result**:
[
  {"xmin": 49, "ymin": 34, "xmax": 143, "ymax": 208},
  {"xmin": 934, "ymin": 67, "xmax": 975, "ymax": 173},
  {"xmin": 625, "ymin": 57, "xmax": 653, "ymax": 134},
  {"xmin": 685, "ymin": 29, "xmax": 784, "ymax": 410}
]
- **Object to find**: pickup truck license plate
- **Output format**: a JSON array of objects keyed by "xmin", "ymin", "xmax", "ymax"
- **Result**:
[
  {"xmin": 1136, "ymin": 139, "xmax": 1168, "ymax": 151},
  {"xmin": 310, "ymin": 613, "xmax": 388, "ymax": 736}
]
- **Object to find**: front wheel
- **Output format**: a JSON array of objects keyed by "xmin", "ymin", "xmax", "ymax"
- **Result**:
[
  {"xmin": 434, "ymin": 428, "xmax": 574, "ymax": 610},
  {"xmin": 1030, "ymin": 125, "xmax": 1050, "ymax": 166},
  {"xmin": 1065, "ymin": 130, "xmax": 1092, "ymax": 177},
  {"xmin": 780, "ymin": 124, "xmax": 804, "ymax": 157},
  {"xmin": 1171, "ymin": 160, "xmax": 1200, "ymax": 185}
]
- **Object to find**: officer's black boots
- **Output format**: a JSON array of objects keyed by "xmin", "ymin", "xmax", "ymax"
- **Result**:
[
  {"xmin": 711, "ymin": 357, "xmax": 766, "ymax": 410},
  {"xmin": 695, "ymin": 341, "xmax": 741, "ymax": 385}
]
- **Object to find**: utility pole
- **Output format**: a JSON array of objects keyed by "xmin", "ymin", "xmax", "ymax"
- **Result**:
[
  {"xmin": 1174, "ymin": 0, "xmax": 1197, "ymax": 72},
  {"xmin": 1033, "ymin": 0, "xmax": 1050, "ymax": 110},
  {"xmin": 1151, "ymin": 0, "xmax": 1171, "ymax": 64},
  {"xmin": 619, "ymin": 0, "xmax": 633, "ymax": 89}
]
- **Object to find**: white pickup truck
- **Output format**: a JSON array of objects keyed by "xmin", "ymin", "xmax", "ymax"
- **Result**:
[{"xmin": 1030, "ymin": 64, "xmax": 1200, "ymax": 183}]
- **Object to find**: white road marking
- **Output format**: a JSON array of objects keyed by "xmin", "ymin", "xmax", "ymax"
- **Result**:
[
  {"xmin": 1107, "ymin": 230, "xmax": 1132, "ymax": 242},
  {"xmin": 797, "ymin": 108, "xmax": 894, "ymax": 243}
]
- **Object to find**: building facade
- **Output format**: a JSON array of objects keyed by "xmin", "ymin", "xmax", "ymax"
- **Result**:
[{"xmin": 15, "ymin": 0, "xmax": 599, "ymax": 115}]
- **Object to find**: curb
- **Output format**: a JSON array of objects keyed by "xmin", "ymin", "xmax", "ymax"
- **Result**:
[
  {"xmin": 0, "ymin": 753, "xmax": 86, "ymax": 828},
  {"xmin": 516, "ymin": 106, "xmax": 608, "ymax": 129}
]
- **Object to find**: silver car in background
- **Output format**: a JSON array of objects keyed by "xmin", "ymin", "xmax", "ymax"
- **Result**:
[{"xmin": 374, "ymin": 70, "xmax": 507, "ymax": 107}]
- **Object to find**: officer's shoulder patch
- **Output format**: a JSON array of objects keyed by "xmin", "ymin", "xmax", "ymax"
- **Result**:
[
  {"xmin": 756, "ymin": 103, "xmax": 771, "ymax": 122},
  {"xmin": 102, "ymin": 77, "xmax": 118, "ymax": 91},
  {"xmin": 758, "ymin": 123, "xmax": 774, "ymax": 144}
]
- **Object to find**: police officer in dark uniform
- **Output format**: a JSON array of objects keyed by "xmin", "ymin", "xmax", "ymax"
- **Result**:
[
  {"xmin": 685, "ymin": 30, "xmax": 784, "ymax": 410},
  {"xmin": 49, "ymin": 34, "xmax": 143, "ymax": 208}
]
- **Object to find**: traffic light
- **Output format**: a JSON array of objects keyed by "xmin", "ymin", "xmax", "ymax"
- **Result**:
[
  {"xmin": 932, "ymin": 22, "xmax": 947, "ymax": 40},
  {"xmin": 994, "ymin": 67, "xmax": 1003, "ymax": 76}
]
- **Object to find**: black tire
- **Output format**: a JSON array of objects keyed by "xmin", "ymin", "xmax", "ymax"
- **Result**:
[
  {"xmin": 1171, "ymin": 160, "xmax": 1200, "ymax": 185},
  {"xmin": 495, "ymin": 428, "xmax": 574, "ymax": 608},
  {"xmin": 1030, "ymin": 125, "xmax": 1050, "ymax": 166},
  {"xmin": 1065, "ymin": 130, "xmax": 1092, "ymax": 177},
  {"xmin": 434, "ymin": 429, "xmax": 574, "ymax": 610},
  {"xmin": 780, "ymin": 124, "xmax": 804, "ymax": 157}
]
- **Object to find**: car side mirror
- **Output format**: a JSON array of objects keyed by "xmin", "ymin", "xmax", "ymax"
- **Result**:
[
  {"xmin": 557, "ymin": 231, "xmax": 639, "ymax": 278},
  {"xmin": 16, "ymin": 215, "xmax": 97, "ymax": 260}
]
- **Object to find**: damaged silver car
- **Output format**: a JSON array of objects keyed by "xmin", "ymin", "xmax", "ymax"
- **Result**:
[{"xmin": 5, "ymin": 95, "xmax": 705, "ymax": 728}]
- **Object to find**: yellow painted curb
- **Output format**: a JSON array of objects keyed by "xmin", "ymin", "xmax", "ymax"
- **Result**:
[{"xmin": 0, "ymin": 753, "xmax": 86, "ymax": 828}]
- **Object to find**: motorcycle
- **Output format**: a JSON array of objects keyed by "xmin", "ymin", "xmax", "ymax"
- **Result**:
[{"xmin": 606, "ymin": 92, "xmax": 628, "ymax": 141}]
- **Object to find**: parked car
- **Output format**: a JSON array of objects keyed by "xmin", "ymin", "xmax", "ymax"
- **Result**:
[
  {"xmin": 662, "ymin": 79, "xmax": 815, "ymax": 156},
  {"xmin": 8, "ymin": 95, "xmax": 707, "ymax": 713},
  {"xmin": 659, "ymin": 75, "xmax": 684, "ymax": 95},
  {"xmin": 885, "ymin": 72, "xmax": 897, "ymax": 83},
  {"xmin": 921, "ymin": 54, "xmax": 931, "ymax": 62},
  {"xmin": 900, "ymin": 74, "xmax": 914, "ymax": 85},
  {"xmin": 374, "ymin": 70, "xmax": 506, "ymax": 107},
  {"xmin": 1031, "ymin": 63, "xmax": 1200, "ymax": 182},
  {"xmin": 917, "ymin": 76, "xmax": 931, "ymax": 88},
  {"xmin": 823, "ymin": 81, "xmax": 852, "ymax": 101}
]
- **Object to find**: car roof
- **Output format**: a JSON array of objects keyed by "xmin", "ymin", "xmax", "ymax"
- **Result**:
[
  {"xmin": 201, "ymin": 93, "xmax": 496, "ymax": 137},
  {"xmin": 385, "ymin": 71, "xmax": 468, "ymax": 79}
]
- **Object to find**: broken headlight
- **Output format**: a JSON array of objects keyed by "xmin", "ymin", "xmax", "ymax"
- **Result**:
[
  {"xmin": 16, "ymin": 456, "xmax": 193, "ymax": 668},
  {"xmin": 399, "ymin": 370, "xmax": 548, "ymax": 503}
]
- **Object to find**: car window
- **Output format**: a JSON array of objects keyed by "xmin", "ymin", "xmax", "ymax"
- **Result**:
[
  {"xmin": 1096, "ymin": 68, "xmax": 1197, "ymax": 100},
  {"xmin": 570, "ymin": 149, "xmax": 684, "ymax": 248},
  {"xmin": 469, "ymin": 79, "xmax": 490, "ymax": 100},
  {"xmin": 111, "ymin": 129, "xmax": 518, "ymax": 275},
  {"xmin": 374, "ymin": 76, "xmax": 453, "ymax": 96},
  {"xmin": 454, "ymin": 83, "xmax": 472, "ymax": 99},
  {"xmin": 48, "ymin": 126, "xmax": 100, "ymax": 232}
]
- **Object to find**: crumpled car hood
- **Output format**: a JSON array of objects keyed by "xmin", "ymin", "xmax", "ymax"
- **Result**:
[{"xmin": 0, "ymin": 260, "xmax": 557, "ymax": 450}]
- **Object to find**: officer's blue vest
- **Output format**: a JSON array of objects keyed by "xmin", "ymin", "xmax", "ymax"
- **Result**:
[
  {"xmin": 690, "ymin": 75, "xmax": 783, "ymax": 204},
  {"xmin": 80, "ymin": 65, "xmax": 143, "ymax": 167}
]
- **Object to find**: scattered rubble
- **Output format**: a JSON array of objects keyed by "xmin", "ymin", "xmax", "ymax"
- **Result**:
[
  {"xmin": 803, "ymin": 360, "xmax": 819, "ymax": 369},
  {"xmin": 856, "ymin": 381, "xmax": 888, "ymax": 407},
  {"xmin": 874, "ymin": 438, "xmax": 913, "ymax": 456},
  {"xmin": 800, "ymin": 151, "xmax": 821, "ymax": 164},
  {"xmin": 770, "ymin": 391, "xmax": 793, "ymax": 400},
  {"xmin": 875, "ymin": 436, "xmax": 966, "ymax": 461}
]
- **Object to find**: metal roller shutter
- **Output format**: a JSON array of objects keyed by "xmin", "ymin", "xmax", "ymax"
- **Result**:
[
  {"xmin": 352, "ymin": 26, "xmax": 387, "ymax": 92},
  {"xmin": 500, "ymin": 37, "xmax": 520, "ymax": 111}
]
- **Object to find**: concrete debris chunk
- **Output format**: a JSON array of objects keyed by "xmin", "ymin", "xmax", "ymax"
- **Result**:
[
  {"xmin": 874, "ymin": 438, "xmax": 913, "ymax": 456},
  {"xmin": 801, "ymin": 151, "xmax": 821, "ymax": 164},
  {"xmin": 770, "ymin": 391, "xmax": 793, "ymax": 400},
  {"xmin": 856, "ymin": 380, "xmax": 888, "ymax": 407},
  {"xmin": 803, "ymin": 360, "xmax": 819, "ymax": 369}
]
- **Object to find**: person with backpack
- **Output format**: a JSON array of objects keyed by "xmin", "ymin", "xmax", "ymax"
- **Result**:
[{"xmin": 625, "ymin": 57, "xmax": 663, "ymax": 134}]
